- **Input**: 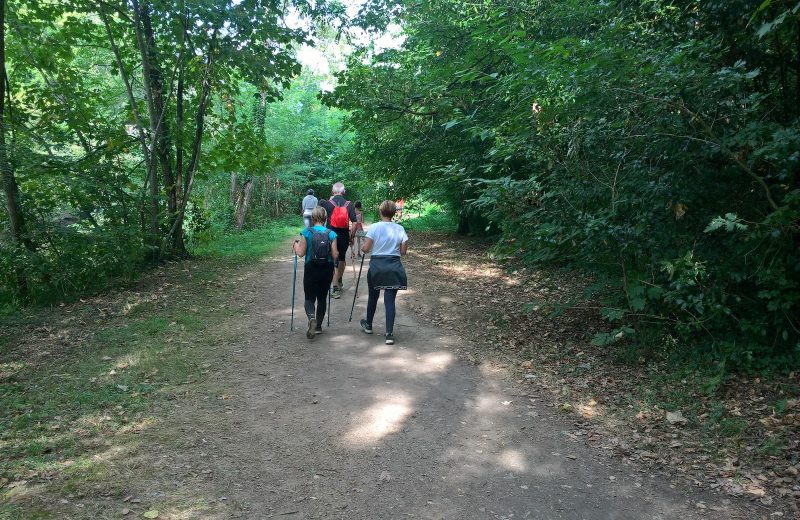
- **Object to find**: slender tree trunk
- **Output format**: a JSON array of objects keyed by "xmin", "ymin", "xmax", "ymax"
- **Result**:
[
  {"xmin": 796, "ymin": 20, "xmax": 800, "ymax": 118},
  {"xmin": 235, "ymin": 179, "xmax": 254, "ymax": 230},
  {"xmin": 139, "ymin": 0, "xmax": 179, "ymax": 256},
  {"xmin": 131, "ymin": 0, "xmax": 160, "ymax": 259},
  {"xmin": 173, "ymin": 16, "xmax": 186, "ymax": 255},
  {"xmin": 230, "ymin": 172, "xmax": 239, "ymax": 205},
  {"xmin": 0, "ymin": 0, "xmax": 33, "ymax": 295},
  {"xmin": 160, "ymin": 47, "xmax": 214, "ymax": 259}
]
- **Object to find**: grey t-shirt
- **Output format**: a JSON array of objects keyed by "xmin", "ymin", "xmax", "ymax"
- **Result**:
[{"xmin": 302, "ymin": 195, "xmax": 318, "ymax": 216}]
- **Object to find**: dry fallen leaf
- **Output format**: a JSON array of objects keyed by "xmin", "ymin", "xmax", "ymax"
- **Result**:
[
  {"xmin": 121, "ymin": 508, "xmax": 131, "ymax": 516},
  {"xmin": 142, "ymin": 510, "xmax": 159, "ymax": 519}
]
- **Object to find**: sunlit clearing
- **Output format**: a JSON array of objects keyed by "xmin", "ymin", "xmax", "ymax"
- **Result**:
[
  {"xmin": 345, "ymin": 392, "xmax": 412, "ymax": 445},
  {"xmin": 498, "ymin": 449, "xmax": 528, "ymax": 472}
]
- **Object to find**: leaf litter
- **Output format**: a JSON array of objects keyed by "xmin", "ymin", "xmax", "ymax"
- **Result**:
[{"xmin": 406, "ymin": 231, "xmax": 800, "ymax": 515}]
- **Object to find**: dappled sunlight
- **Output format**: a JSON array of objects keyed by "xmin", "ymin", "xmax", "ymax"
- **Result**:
[
  {"xmin": 113, "ymin": 352, "xmax": 141, "ymax": 371},
  {"xmin": 167, "ymin": 505, "xmax": 230, "ymax": 520},
  {"xmin": 498, "ymin": 449, "xmax": 529, "ymax": 472},
  {"xmin": 344, "ymin": 391, "xmax": 413, "ymax": 446},
  {"xmin": 468, "ymin": 392, "xmax": 508, "ymax": 415},
  {"xmin": 0, "ymin": 360, "xmax": 26, "ymax": 380},
  {"xmin": 334, "ymin": 342, "xmax": 455, "ymax": 376},
  {"xmin": 577, "ymin": 397, "xmax": 602, "ymax": 419}
]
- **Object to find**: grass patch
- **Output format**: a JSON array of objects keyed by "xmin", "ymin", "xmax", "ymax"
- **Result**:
[
  {"xmin": 0, "ymin": 218, "xmax": 294, "ymax": 516},
  {"xmin": 401, "ymin": 206, "xmax": 456, "ymax": 233},
  {"xmin": 191, "ymin": 216, "xmax": 298, "ymax": 260}
]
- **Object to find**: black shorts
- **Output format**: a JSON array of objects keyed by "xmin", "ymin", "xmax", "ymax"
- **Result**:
[{"xmin": 332, "ymin": 227, "xmax": 349, "ymax": 261}]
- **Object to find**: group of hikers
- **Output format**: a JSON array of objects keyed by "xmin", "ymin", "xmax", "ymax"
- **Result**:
[{"xmin": 294, "ymin": 182, "xmax": 408, "ymax": 345}]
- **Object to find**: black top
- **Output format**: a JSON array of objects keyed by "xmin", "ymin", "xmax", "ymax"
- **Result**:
[{"xmin": 319, "ymin": 195, "xmax": 357, "ymax": 229}]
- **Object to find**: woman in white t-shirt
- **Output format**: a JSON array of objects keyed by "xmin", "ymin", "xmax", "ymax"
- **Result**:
[{"xmin": 359, "ymin": 200, "xmax": 408, "ymax": 345}]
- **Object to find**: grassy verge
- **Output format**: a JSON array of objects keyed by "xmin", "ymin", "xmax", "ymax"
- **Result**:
[
  {"xmin": 0, "ymin": 219, "xmax": 294, "ymax": 518},
  {"xmin": 400, "ymin": 207, "xmax": 456, "ymax": 233},
  {"xmin": 191, "ymin": 216, "xmax": 298, "ymax": 259}
]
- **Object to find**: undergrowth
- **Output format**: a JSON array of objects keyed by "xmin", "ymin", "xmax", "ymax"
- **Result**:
[{"xmin": 0, "ymin": 219, "xmax": 293, "ymax": 518}]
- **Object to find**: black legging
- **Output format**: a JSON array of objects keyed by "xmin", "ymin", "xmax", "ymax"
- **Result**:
[
  {"xmin": 366, "ymin": 285, "xmax": 398, "ymax": 334},
  {"xmin": 304, "ymin": 264, "xmax": 334, "ymax": 324}
]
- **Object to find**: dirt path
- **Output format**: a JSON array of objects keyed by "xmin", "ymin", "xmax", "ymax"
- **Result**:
[{"xmin": 167, "ymin": 246, "xmax": 751, "ymax": 519}]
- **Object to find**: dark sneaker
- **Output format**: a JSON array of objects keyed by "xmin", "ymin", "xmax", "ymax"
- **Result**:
[
  {"xmin": 306, "ymin": 319, "xmax": 316, "ymax": 339},
  {"xmin": 315, "ymin": 327, "xmax": 324, "ymax": 335},
  {"xmin": 360, "ymin": 319, "xmax": 373, "ymax": 334},
  {"xmin": 385, "ymin": 333, "xmax": 395, "ymax": 345},
  {"xmin": 331, "ymin": 286, "xmax": 341, "ymax": 299}
]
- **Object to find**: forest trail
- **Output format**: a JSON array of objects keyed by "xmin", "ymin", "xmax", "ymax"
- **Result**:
[{"xmin": 162, "ymin": 241, "xmax": 750, "ymax": 520}]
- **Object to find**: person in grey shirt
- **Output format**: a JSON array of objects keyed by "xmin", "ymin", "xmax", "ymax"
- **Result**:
[{"xmin": 301, "ymin": 189, "xmax": 318, "ymax": 228}]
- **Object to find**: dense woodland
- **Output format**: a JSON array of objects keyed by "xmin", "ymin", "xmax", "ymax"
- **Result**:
[
  {"xmin": 327, "ymin": 0, "xmax": 800, "ymax": 372},
  {"xmin": 1, "ymin": 0, "xmax": 799, "ymax": 372}
]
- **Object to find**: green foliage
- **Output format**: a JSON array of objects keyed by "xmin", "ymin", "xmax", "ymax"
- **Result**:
[
  {"xmin": 329, "ymin": 0, "xmax": 800, "ymax": 371},
  {"xmin": 191, "ymin": 216, "xmax": 298, "ymax": 259},
  {"xmin": 400, "ymin": 204, "xmax": 456, "ymax": 233},
  {"xmin": 0, "ymin": 3, "xmax": 347, "ymax": 308}
]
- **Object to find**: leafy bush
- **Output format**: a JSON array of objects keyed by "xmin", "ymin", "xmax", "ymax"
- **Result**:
[{"xmin": 329, "ymin": 0, "xmax": 800, "ymax": 371}]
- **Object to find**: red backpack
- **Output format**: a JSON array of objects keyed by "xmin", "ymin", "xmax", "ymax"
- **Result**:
[{"xmin": 329, "ymin": 198, "xmax": 350, "ymax": 228}]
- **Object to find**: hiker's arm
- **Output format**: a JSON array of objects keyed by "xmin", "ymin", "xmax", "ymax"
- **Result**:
[
  {"xmin": 293, "ymin": 237, "xmax": 307, "ymax": 257},
  {"xmin": 400, "ymin": 240, "xmax": 408, "ymax": 256},
  {"xmin": 331, "ymin": 237, "xmax": 339, "ymax": 262},
  {"xmin": 361, "ymin": 237, "xmax": 373, "ymax": 254}
]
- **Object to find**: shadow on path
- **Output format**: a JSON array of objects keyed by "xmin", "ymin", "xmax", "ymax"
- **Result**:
[{"xmin": 209, "ymin": 254, "xmax": 743, "ymax": 520}]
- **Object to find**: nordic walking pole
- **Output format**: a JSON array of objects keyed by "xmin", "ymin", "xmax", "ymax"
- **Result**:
[
  {"xmin": 349, "ymin": 253, "xmax": 366, "ymax": 322},
  {"xmin": 290, "ymin": 251, "xmax": 298, "ymax": 331}
]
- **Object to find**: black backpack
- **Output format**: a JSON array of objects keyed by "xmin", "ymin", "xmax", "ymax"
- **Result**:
[{"xmin": 309, "ymin": 228, "xmax": 331, "ymax": 265}]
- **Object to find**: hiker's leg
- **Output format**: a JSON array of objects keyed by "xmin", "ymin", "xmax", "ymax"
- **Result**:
[
  {"xmin": 336, "ymin": 260, "xmax": 346, "ymax": 285},
  {"xmin": 335, "ymin": 232, "xmax": 349, "ymax": 285},
  {"xmin": 384, "ymin": 289, "xmax": 397, "ymax": 333},
  {"xmin": 366, "ymin": 276, "xmax": 380, "ymax": 326},
  {"xmin": 316, "ymin": 267, "xmax": 333, "ymax": 324},
  {"xmin": 316, "ymin": 290, "xmax": 327, "ymax": 324},
  {"xmin": 302, "ymin": 268, "xmax": 316, "ymax": 319}
]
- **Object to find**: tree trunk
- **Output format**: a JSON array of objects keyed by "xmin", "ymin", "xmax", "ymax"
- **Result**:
[
  {"xmin": 230, "ymin": 172, "xmax": 238, "ymax": 205},
  {"xmin": 457, "ymin": 212, "xmax": 469, "ymax": 235},
  {"xmin": 130, "ymin": 0, "xmax": 160, "ymax": 259},
  {"xmin": 234, "ymin": 179, "xmax": 254, "ymax": 230},
  {"xmin": 139, "ymin": 1, "xmax": 175, "ymax": 224},
  {"xmin": 0, "ymin": 0, "xmax": 33, "ymax": 295}
]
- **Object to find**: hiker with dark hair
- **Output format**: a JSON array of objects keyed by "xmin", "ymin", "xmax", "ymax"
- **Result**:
[
  {"xmin": 360, "ymin": 200, "xmax": 408, "ymax": 345},
  {"xmin": 301, "ymin": 189, "xmax": 318, "ymax": 228},
  {"xmin": 319, "ymin": 182, "xmax": 357, "ymax": 299},
  {"xmin": 293, "ymin": 206, "xmax": 339, "ymax": 339}
]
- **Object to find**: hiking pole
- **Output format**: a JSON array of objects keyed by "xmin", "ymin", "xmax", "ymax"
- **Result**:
[
  {"xmin": 348, "ymin": 253, "xmax": 366, "ymax": 322},
  {"xmin": 290, "ymin": 251, "xmax": 298, "ymax": 331},
  {"xmin": 327, "ymin": 285, "xmax": 332, "ymax": 327}
]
